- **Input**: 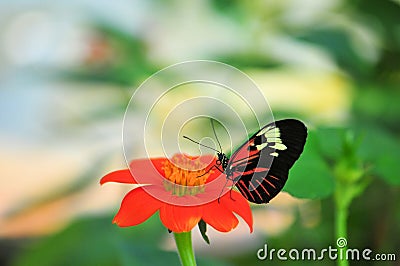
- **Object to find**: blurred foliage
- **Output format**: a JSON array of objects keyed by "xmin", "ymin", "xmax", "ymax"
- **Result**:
[
  {"xmin": 352, "ymin": 87, "xmax": 400, "ymax": 133},
  {"xmin": 60, "ymin": 23, "xmax": 157, "ymax": 87},
  {"xmin": 346, "ymin": 0, "xmax": 400, "ymax": 83},
  {"xmin": 297, "ymin": 28, "xmax": 370, "ymax": 79},
  {"xmin": 5, "ymin": 154, "xmax": 113, "ymax": 219},
  {"xmin": 13, "ymin": 215, "xmax": 171, "ymax": 266},
  {"xmin": 212, "ymin": 0, "xmax": 400, "ymax": 84},
  {"xmin": 284, "ymin": 130, "xmax": 335, "ymax": 199},
  {"xmin": 285, "ymin": 124, "xmax": 400, "ymax": 198},
  {"xmin": 11, "ymin": 215, "xmax": 229, "ymax": 266}
]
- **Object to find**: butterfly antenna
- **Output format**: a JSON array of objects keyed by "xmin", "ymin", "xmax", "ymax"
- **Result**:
[
  {"xmin": 183, "ymin": 136, "xmax": 219, "ymax": 153},
  {"xmin": 210, "ymin": 119, "xmax": 222, "ymax": 153}
]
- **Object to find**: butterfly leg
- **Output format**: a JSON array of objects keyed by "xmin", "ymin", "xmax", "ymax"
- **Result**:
[
  {"xmin": 227, "ymin": 176, "xmax": 240, "ymax": 201},
  {"xmin": 229, "ymin": 187, "xmax": 236, "ymax": 201},
  {"xmin": 217, "ymin": 175, "xmax": 237, "ymax": 203},
  {"xmin": 197, "ymin": 164, "xmax": 224, "ymax": 178}
]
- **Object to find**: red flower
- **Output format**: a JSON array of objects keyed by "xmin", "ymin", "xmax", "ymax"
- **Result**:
[{"xmin": 101, "ymin": 154, "xmax": 253, "ymax": 233}]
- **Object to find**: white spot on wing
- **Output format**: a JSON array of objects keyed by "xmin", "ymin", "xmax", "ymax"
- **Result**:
[
  {"xmin": 265, "ymin": 128, "xmax": 280, "ymax": 138},
  {"xmin": 256, "ymin": 142, "xmax": 268, "ymax": 150},
  {"xmin": 267, "ymin": 137, "xmax": 282, "ymax": 143},
  {"xmin": 256, "ymin": 126, "xmax": 272, "ymax": 136},
  {"xmin": 271, "ymin": 143, "xmax": 287, "ymax": 150},
  {"xmin": 270, "ymin": 152, "xmax": 279, "ymax": 157}
]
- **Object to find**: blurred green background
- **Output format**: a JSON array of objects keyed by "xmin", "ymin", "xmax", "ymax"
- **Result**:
[{"xmin": 0, "ymin": 0, "xmax": 399, "ymax": 265}]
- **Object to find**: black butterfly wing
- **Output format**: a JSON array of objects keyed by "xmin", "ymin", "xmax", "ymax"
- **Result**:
[{"xmin": 228, "ymin": 119, "xmax": 307, "ymax": 204}]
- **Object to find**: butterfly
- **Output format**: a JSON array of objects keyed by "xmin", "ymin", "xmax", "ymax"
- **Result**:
[{"xmin": 184, "ymin": 119, "xmax": 307, "ymax": 204}]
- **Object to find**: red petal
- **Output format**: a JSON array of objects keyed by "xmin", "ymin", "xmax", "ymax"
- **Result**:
[
  {"xmin": 113, "ymin": 187, "xmax": 162, "ymax": 227},
  {"xmin": 129, "ymin": 157, "xmax": 166, "ymax": 175},
  {"xmin": 205, "ymin": 170, "xmax": 226, "ymax": 184},
  {"xmin": 220, "ymin": 191, "xmax": 253, "ymax": 232},
  {"xmin": 196, "ymin": 155, "xmax": 219, "ymax": 183},
  {"xmin": 202, "ymin": 201, "xmax": 239, "ymax": 232},
  {"xmin": 159, "ymin": 204, "xmax": 202, "ymax": 232},
  {"xmin": 197, "ymin": 154, "xmax": 217, "ymax": 165},
  {"xmin": 128, "ymin": 158, "xmax": 167, "ymax": 184},
  {"xmin": 100, "ymin": 169, "xmax": 137, "ymax": 185}
]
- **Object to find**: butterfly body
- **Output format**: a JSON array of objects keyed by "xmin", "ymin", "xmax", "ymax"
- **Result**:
[
  {"xmin": 215, "ymin": 152, "xmax": 229, "ymax": 170},
  {"xmin": 217, "ymin": 119, "xmax": 307, "ymax": 204}
]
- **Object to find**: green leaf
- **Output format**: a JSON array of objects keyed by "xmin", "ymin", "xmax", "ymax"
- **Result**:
[
  {"xmin": 284, "ymin": 130, "xmax": 335, "ymax": 199},
  {"xmin": 375, "ymin": 153, "xmax": 400, "ymax": 185},
  {"xmin": 352, "ymin": 88, "xmax": 400, "ymax": 131},
  {"xmin": 197, "ymin": 220, "xmax": 210, "ymax": 245},
  {"xmin": 313, "ymin": 127, "xmax": 346, "ymax": 161},
  {"xmin": 355, "ymin": 125, "xmax": 400, "ymax": 185}
]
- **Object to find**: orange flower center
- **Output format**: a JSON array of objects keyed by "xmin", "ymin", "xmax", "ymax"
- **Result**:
[{"xmin": 162, "ymin": 154, "xmax": 212, "ymax": 196}]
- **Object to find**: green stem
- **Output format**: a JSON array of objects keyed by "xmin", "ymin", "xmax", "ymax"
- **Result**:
[
  {"xmin": 332, "ymin": 130, "xmax": 370, "ymax": 266},
  {"xmin": 335, "ymin": 202, "xmax": 349, "ymax": 266},
  {"xmin": 174, "ymin": 231, "xmax": 196, "ymax": 266},
  {"xmin": 335, "ymin": 206, "xmax": 348, "ymax": 244}
]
